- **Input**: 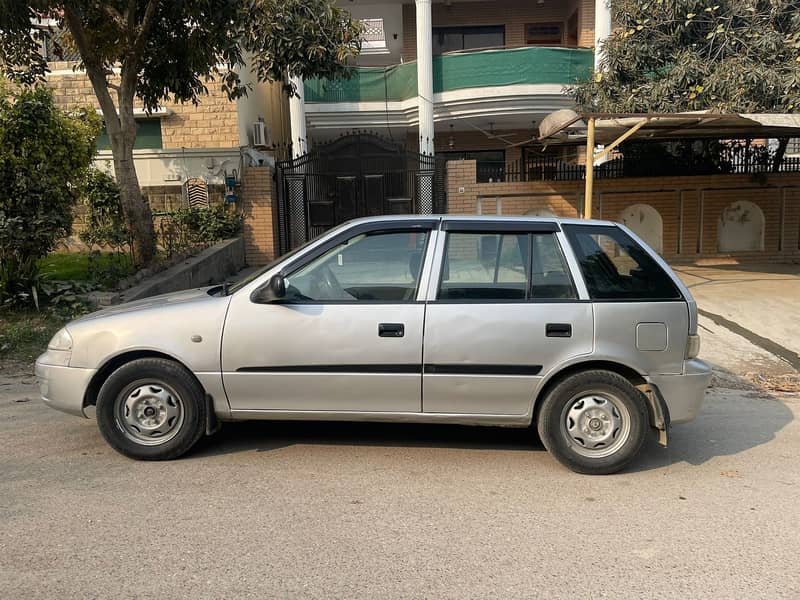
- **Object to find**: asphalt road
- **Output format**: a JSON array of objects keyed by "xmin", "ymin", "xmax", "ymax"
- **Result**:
[{"xmin": 1, "ymin": 374, "xmax": 798, "ymax": 599}]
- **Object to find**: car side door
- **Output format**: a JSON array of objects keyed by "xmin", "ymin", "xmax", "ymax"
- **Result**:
[
  {"xmin": 421, "ymin": 221, "xmax": 594, "ymax": 416},
  {"xmin": 221, "ymin": 222, "xmax": 437, "ymax": 414}
]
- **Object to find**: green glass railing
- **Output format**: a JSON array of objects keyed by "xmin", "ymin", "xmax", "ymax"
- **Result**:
[{"xmin": 304, "ymin": 46, "xmax": 593, "ymax": 103}]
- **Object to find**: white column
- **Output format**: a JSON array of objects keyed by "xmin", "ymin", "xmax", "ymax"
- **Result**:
[
  {"xmin": 288, "ymin": 74, "xmax": 307, "ymax": 158},
  {"xmin": 415, "ymin": 0, "xmax": 434, "ymax": 156},
  {"xmin": 594, "ymin": 0, "xmax": 612, "ymax": 70}
]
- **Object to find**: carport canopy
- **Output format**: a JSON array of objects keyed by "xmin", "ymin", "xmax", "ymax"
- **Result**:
[{"xmin": 534, "ymin": 110, "xmax": 800, "ymax": 218}]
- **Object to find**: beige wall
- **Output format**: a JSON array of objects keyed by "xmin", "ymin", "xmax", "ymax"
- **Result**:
[
  {"xmin": 46, "ymin": 61, "xmax": 289, "ymax": 152},
  {"xmin": 447, "ymin": 160, "xmax": 800, "ymax": 262}
]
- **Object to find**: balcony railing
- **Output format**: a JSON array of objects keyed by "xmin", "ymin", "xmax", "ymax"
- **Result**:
[
  {"xmin": 304, "ymin": 46, "xmax": 593, "ymax": 103},
  {"xmin": 475, "ymin": 149, "xmax": 800, "ymax": 183}
]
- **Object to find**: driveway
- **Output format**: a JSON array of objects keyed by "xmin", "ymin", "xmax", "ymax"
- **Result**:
[
  {"xmin": 676, "ymin": 263, "xmax": 800, "ymax": 376},
  {"xmin": 2, "ymin": 264, "xmax": 799, "ymax": 599}
]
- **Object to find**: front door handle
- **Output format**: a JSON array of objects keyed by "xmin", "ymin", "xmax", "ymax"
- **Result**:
[
  {"xmin": 378, "ymin": 323, "xmax": 405, "ymax": 338},
  {"xmin": 546, "ymin": 323, "xmax": 572, "ymax": 338}
]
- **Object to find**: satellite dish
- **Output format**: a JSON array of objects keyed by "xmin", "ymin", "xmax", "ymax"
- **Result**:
[{"xmin": 539, "ymin": 109, "xmax": 583, "ymax": 140}]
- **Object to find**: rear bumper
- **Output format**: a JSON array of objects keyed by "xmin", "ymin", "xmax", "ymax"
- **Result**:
[
  {"xmin": 647, "ymin": 359, "xmax": 712, "ymax": 424},
  {"xmin": 35, "ymin": 356, "xmax": 95, "ymax": 418}
]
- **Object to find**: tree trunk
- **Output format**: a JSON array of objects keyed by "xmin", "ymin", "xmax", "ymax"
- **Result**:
[
  {"xmin": 62, "ymin": 8, "xmax": 158, "ymax": 267},
  {"xmin": 110, "ymin": 94, "xmax": 156, "ymax": 266},
  {"xmin": 110, "ymin": 138, "xmax": 156, "ymax": 266}
]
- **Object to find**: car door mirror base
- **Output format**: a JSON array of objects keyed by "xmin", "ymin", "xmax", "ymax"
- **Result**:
[{"xmin": 250, "ymin": 274, "xmax": 286, "ymax": 304}]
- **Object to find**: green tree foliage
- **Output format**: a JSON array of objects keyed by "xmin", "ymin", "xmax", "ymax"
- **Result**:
[
  {"xmin": 0, "ymin": 85, "xmax": 100, "ymax": 304},
  {"xmin": 573, "ymin": 0, "xmax": 800, "ymax": 113},
  {"xmin": 0, "ymin": 1, "xmax": 362, "ymax": 267},
  {"xmin": 80, "ymin": 167, "xmax": 130, "ymax": 250}
]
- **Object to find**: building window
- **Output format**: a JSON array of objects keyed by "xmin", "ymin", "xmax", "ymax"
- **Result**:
[
  {"xmin": 96, "ymin": 119, "xmax": 163, "ymax": 151},
  {"xmin": 786, "ymin": 138, "xmax": 800, "ymax": 156},
  {"xmin": 34, "ymin": 27, "xmax": 81, "ymax": 62},
  {"xmin": 359, "ymin": 18, "xmax": 389, "ymax": 55},
  {"xmin": 525, "ymin": 22, "xmax": 563, "ymax": 46},
  {"xmin": 440, "ymin": 150, "xmax": 506, "ymax": 183},
  {"xmin": 432, "ymin": 26, "xmax": 505, "ymax": 54}
]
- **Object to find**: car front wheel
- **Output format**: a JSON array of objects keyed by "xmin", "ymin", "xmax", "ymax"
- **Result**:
[
  {"xmin": 96, "ymin": 358, "xmax": 207, "ymax": 460},
  {"xmin": 537, "ymin": 370, "xmax": 648, "ymax": 475}
]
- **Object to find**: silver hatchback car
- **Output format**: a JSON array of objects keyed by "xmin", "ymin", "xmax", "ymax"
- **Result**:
[{"xmin": 37, "ymin": 216, "xmax": 710, "ymax": 474}]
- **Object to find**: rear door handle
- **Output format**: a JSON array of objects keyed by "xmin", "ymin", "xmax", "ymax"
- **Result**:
[
  {"xmin": 546, "ymin": 323, "xmax": 572, "ymax": 338},
  {"xmin": 378, "ymin": 323, "xmax": 405, "ymax": 338}
]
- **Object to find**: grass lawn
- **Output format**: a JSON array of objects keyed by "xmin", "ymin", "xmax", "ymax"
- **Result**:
[
  {"xmin": 38, "ymin": 251, "xmax": 133, "ymax": 282},
  {"xmin": 0, "ymin": 310, "xmax": 69, "ymax": 364}
]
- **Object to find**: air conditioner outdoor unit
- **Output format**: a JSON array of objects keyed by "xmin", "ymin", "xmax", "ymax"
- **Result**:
[{"xmin": 252, "ymin": 121, "xmax": 268, "ymax": 147}]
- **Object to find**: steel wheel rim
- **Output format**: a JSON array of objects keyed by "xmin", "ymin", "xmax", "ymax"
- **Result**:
[
  {"xmin": 114, "ymin": 381, "xmax": 184, "ymax": 446},
  {"xmin": 561, "ymin": 391, "xmax": 631, "ymax": 459}
]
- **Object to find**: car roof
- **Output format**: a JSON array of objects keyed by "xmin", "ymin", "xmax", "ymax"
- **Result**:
[{"xmin": 342, "ymin": 214, "xmax": 618, "ymax": 228}]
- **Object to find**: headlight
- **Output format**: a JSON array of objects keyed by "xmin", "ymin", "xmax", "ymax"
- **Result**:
[{"xmin": 48, "ymin": 328, "xmax": 73, "ymax": 351}]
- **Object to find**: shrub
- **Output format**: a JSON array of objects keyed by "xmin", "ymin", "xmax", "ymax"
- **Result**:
[
  {"xmin": 0, "ymin": 85, "xmax": 100, "ymax": 306},
  {"xmin": 158, "ymin": 204, "xmax": 242, "ymax": 257},
  {"xmin": 81, "ymin": 167, "xmax": 131, "ymax": 249},
  {"xmin": 80, "ymin": 167, "xmax": 134, "ymax": 286}
]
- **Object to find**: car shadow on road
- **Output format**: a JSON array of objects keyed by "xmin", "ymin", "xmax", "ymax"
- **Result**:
[
  {"xmin": 190, "ymin": 373, "xmax": 794, "ymax": 473},
  {"xmin": 191, "ymin": 418, "xmax": 543, "ymax": 458}
]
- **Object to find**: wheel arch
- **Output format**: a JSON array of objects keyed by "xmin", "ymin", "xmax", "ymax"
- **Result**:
[
  {"xmin": 83, "ymin": 350, "xmax": 198, "ymax": 410},
  {"xmin": 533, "ymin": 360, "xmax": 667, "ymax": 434}
]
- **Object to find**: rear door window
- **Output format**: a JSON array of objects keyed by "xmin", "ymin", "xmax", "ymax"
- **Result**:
[
  {"xmin": 563, "ymin": 224, "xmax": 681, "ymax": 300},
  {"xmin": 530, "ymin": 233, "xmax": 577, "ymax": 300},
  {"xmin": 439, "ymin": 233, "xmax": 528, "ymax": 300},
  {"xmin": 437, "ymin": 231, "xmax": 577, "ymax": 301}
]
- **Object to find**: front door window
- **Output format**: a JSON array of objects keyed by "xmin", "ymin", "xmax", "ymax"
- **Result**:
[{"xmin": 284, "ymin": 231, "xmax": 429, "ymax": 302}]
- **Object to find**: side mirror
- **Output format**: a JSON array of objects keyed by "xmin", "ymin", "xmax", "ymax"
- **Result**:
[{"xmin": 250, "ymin": 274, "xmax": 286, "ymax": 304}]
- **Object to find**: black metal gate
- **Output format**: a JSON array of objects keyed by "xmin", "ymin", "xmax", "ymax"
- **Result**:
[{"xmin": 276, "ymin": 134, "xmax": 447, "ymax": 252}]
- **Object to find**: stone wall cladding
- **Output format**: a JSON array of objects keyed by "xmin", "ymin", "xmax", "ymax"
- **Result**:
[
  {"xmin": 446, "ymin": 160, "xmax": 800, "ymax": 262},
  {"xmin": 46, "ymin": 66, "xmax": 239, "ymax": 149}
]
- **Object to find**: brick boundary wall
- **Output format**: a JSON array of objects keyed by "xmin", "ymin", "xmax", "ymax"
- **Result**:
[
  {"xmin": 240, "ymin": 166, "xmax": 279, "ymax": 265},
  {"xmin": 447, "ymin": 159, "xmax": 800, "ymax": 263}
]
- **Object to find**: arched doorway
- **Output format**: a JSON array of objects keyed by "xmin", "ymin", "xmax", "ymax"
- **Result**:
[
  {"xmin": 619, "ymin": 204, "xmax": 664, "ymax": 253},
  {"xmin": 718, "ymin": 200, "xmax": 765, "ymax": 252}
]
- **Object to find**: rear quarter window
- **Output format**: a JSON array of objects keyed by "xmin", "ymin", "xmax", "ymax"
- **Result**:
[{"xmin": 563, "ymin": 224, "xmax": 682, "ymax": 301}]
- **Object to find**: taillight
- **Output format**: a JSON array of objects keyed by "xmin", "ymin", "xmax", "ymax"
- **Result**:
[{"xmin": 686, "ymin": 334, "xmax": 701, "ymax": 359}]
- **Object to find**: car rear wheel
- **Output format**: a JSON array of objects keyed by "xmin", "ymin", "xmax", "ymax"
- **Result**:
[
  {"xmin": 537, "ymin": 370, "xmax": 648, "ymax": 475},
  {"xmin": 96, "ymin": 358, "xmax": 207, "ymax": 460}
]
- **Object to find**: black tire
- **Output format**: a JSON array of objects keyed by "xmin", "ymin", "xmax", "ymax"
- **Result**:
[
  {"xmin": 96, "ymin": 358, "xmax": 207, "ymax": 460},
  {"xmin": 536, "ymin": 370, "xmax": 648, "ymax": 475}
]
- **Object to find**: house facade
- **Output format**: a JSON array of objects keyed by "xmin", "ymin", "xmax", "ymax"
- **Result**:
[
  {"xmin": 42, "ymin": 2, "xmax": 800, "ymax": 265},
  {"xmin": 43, "ymin": 54, "xmax": 289, "ymax": 213},
  {"xmin": 295, "ymin": 0, "xmax": 601, "ymax": 171}
]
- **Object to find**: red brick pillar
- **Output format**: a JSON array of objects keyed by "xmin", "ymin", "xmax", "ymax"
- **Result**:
[
  {"xmin": 446, "ymin": 159, "xmax": 478, "ymax": 214},
  {"xmin": 240, "ymin": 166, "xmax": 279, "ymax": 266}
]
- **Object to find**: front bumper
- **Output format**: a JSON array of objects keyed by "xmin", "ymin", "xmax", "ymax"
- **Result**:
[
  {"xmin": 647, "ymin": 359, "xmax": 712, "ymax": 424},
  {"xmin": 35, "ymin": 354, "xmax": 96, "ymax": 418}
]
